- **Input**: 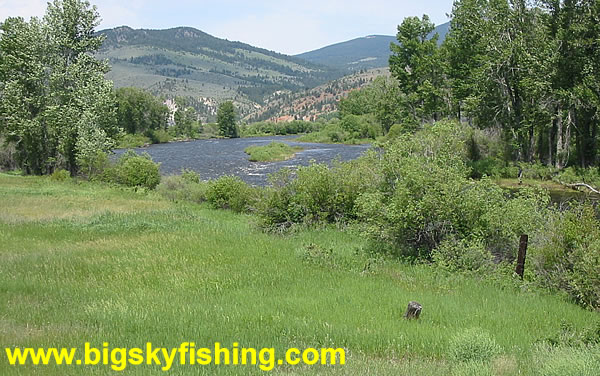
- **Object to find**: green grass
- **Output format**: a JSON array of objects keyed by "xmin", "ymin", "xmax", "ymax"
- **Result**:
[
  {"xmin": 0, "ymin": 174, "xmax": 598, "ymax": 375},
  {"xmin": 244, "ymin": 142, "xmax": 303, "ymax": 162}
]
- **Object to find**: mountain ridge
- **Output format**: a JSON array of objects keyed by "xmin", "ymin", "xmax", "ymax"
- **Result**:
[{"xmin": 295, "ymin": 22, "xmax": 450, "ymax": 71}]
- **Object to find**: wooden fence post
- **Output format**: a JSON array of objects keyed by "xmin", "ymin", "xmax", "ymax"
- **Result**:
[{"xmin": 515, "ymin": 234, "xmax": 528, "ymax": 279}]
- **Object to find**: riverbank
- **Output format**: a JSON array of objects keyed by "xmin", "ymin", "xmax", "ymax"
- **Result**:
[{"xmin": 1, "ymin": 174, "xmax": 598, "ymax": 375}]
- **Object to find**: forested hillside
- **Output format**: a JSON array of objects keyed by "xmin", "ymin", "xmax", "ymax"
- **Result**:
[{"xmin": 97, "ymin": 26, "xmax": 344, "ymax": 120}]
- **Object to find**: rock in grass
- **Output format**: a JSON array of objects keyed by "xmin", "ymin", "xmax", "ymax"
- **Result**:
[{"xmin": 404, "ymin": 301, "xmax": 422, "ymax": 320}]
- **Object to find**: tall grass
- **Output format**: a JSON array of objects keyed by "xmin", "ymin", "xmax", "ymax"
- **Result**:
[{"xmin": 0, "ymin": 174, "xmax": 597, "ymax": 375}]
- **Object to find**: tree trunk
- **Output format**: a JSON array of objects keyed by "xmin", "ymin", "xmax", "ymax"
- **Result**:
[{"xmin": 403, "ymin": 301, "xmax": 422, "ymax": 320}]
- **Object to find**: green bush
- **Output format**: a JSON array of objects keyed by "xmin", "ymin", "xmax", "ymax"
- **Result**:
[
  {"xmin": 156, "ymin": 174, "xmax": 208, "ymax": 204},
  {"xmin": 145, "ymin": 129, "xmax": 171, "ymax": 144},
  {"xmin": 357, "ymin": 122, "xmax": 550, "ymax": 260},
  {"xmin": 78, "ymin": 150, "xmax": 110, "ymax": 180},
  {"xmin": 258, "ymin": 156, "xmax": 381, "ymax": 230},
  {"xmin": 432, "ymin": 237, "xmax": 494, "ymax": 272},
  {"xmin": 206, "ymin": 175, "xmax": 255, "ymax": 213},
  {"xmin": 103, "ymin": 151, "xmax": 161, "ymax": 189},
  {"xmin": 50, "ymin": 169, "xmax": 71, "ymax": 182},
  {"xmin": 244, "ymin": 142, "xmax": 302, "ymax": 162},
  {"xmin": 180, "ymin": 169, "xmax": 201, "ymax": 184},
  {"xmin": 468, "ymin": 157, "xmax": 505, "ymax": 178},
  {"xmin": 448, "ymin": 328, "xmax": 502, "ymax": 363},
  {"xmin": 532, "ymin": 204, "xmax": 600, "ymax": 309}
]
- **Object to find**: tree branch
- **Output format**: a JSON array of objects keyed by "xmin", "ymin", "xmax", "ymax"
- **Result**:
[{"xmin": 559, "ymin": 181, "xmax": 600, "ymax": 195}]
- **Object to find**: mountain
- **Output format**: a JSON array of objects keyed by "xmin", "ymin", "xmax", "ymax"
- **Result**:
[
  {"xmin": 244, "ymin": 68, "xmax": 390, "ymax": 123},
  {"xmin": 97, "ymin": 26, "xmax": 344, "ymax": 121},
  {"xmin": 295, "ymin": 22, "xmax": 450, "ymax": 71}
]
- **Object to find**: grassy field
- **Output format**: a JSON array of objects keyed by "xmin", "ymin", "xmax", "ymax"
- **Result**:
[
  {"xmin": 0, "ymin": 174, "xmax": 598, "ymax": 375},
  {"xmin": 244, "ymin": 142, "xmax": 304, "ymax": 162}
]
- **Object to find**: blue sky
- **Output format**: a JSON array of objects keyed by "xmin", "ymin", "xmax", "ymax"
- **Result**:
[{"xmin": 0, "ymin": 0, "xmax": 453, "ymax": 55}]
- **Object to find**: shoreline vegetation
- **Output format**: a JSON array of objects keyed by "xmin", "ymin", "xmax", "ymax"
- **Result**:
[{"xmin": 244, "ymin": 142, "xmax": 304, "ymax": 162}]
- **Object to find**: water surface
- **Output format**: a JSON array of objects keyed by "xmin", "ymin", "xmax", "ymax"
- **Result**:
[{"xmin": 114, "ymin": 136, "xmax": 370, "ymax": 186}]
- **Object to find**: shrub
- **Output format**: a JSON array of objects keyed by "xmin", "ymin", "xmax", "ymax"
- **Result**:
[
  {"xmin": 50, "ymin": 169, "xmax": 71, "ymax": 182},
  {"xmin": 448, "ymin": 328, "xmax": 502, "ymax": 363},
  {"xmin": 206, "ymin": 175, "xmax": 254, "ymax": 213},
  {"xmin": 103, "ymin": 151, "xmax": 161, "ymax": 189},
  {"xmin": 531, "ymin": 204, "xmax": 600, "ymax": 309},
  {"xmin": 244, "ymin": 142, "xmax": 301, "ymax": 162},
  {"xmin": 145, "ymin": 129, "xmax": 171, "ymax": 144},
  {"xmin": 78, "ymin": 150, "xmax": 110, "ymax": 180},
  {"xmin": 432, "ymin": 237, "xmax": 494, "ymax": 272},
  {"xmin": 180, "ymin": 169, "xmax": 201, "ymax": 184},
  {"xmin": 357, "ymin": 122, "xmax": 550, "ymax": 261},
  {"xmin": 258, "ymin": 156, "xmax": 381, "ymax": 230},
  {"xmin": 156, "ymin": 174, "xmax": 207, "ymax": 204},
  {"xmin": 468, "ymin": 157, "xmax": 505, "ymax": 179}
]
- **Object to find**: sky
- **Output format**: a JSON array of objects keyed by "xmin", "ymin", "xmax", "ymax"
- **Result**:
[{"xmin": 0, "ymin": 0, "xmax": 453, "ymax": 55}]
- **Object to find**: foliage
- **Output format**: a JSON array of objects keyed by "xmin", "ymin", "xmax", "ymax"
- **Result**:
[
  {"xmin": 448, "ymin": 328, "xmax": 502, "ymax": 363},
  {"xmin": 240, "ymin": 120, "xmax": 322, "ymax": 137},
  {"xmin": 390, "ymin": 15, "xmax": 448, "ymax": 125},
  {"xmin": 156, "ymin": 174, "xmax": 208, "ymax": 204},
  {"xmin": 206, "ymin": 175, "xmax": 255, "ymax": 213},
  {"xmin": 531, "ymin": 204, "xmax": 600, "ymax": 309},
  {"xmin": 432, "ymin": 237, "xmax": 494, "ymax": 273},
  {"xmin": 172, "ymin": 99, "xmax": 199, "ymax": 138},
  {"xmin": 116, "ymin": 134, "xmax": 151, "ymax": 149},
  {"xmin": 217, "ymin": 101, "xmax": 239, "ymax": 138},
  {"xmin": 258, "ymin": 157, "xmax": 381, "ymax": 230},
  {"xmin": 115, "ymin": 87, "xmax": 168, "ymax": 135},
  {"xmin": 357, "ymin": 122, "xmax": 550, "ymax": 260},
  {"xmin": 102, "ymin": 151, "xmax": 161, "ymax": 189},
  {"xmin": 49, "ymin": 169, "xmax": 71, "ymax": 182},
  {"xmin": 244, "ymin": 142, "xmax": 302, "ymax": 162},
  {"xmin": 0, "ymin": 137, "xmax": 17, "ymax": 171},
  {"xmin": 0, "ymin": 0, "xmax": 118, "ymax": 175}
]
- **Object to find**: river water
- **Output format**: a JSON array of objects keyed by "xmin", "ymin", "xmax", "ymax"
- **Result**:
[{"xmin": 113, "ymin": 136, "xmax": 371, "ymax": 186}]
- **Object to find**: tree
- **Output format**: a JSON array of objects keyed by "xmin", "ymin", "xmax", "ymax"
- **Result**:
[
  {"xmin": 389, "ymin": 15, "xmax": 448, "ymax": 125},
  {"xmin": 0, "ymin": 0, "xmax": 118, "ymax": 175},
  {"xmin": 217, "ymin": 101, "xmax": 238, "ymax": 138},
  {"xmin": 115, "ymin": 87, "xmax": 168, "ymax": 135},
  {"xmin": 173, "ymin": 105, "xmax": 197, "ymax": 137}
]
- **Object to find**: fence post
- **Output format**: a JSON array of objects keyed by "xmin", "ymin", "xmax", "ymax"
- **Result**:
[{"xmin": 515, "ymin": 234, "xmax": 528, "ymax": 279}]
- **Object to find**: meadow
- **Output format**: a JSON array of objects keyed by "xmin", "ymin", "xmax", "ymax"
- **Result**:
[{"xmin": 1, "ymin": 173, "xmax": 598, "ymax": 375}]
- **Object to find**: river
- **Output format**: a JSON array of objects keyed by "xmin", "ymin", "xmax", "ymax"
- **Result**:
[{"xmin": 113, "ymin": 136, "xmax": 371, "ymax": 186}]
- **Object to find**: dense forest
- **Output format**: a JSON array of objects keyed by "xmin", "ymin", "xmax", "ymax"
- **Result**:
[{"xmin": 384, "ymin": 0, "xmax": 600, "ymax": 170}]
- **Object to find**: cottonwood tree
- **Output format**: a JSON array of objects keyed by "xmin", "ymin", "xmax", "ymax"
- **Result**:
[
  {"xmin": 389, "ymin": 15, "xmax": 447, "ymax": 125},
  {"xmin": 217, "ymin": 101, "xmax": 239, "ymax": 138},
  {"xmin": 0, "ymin": 0, "xmax": 118, "ymax": 175}
]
